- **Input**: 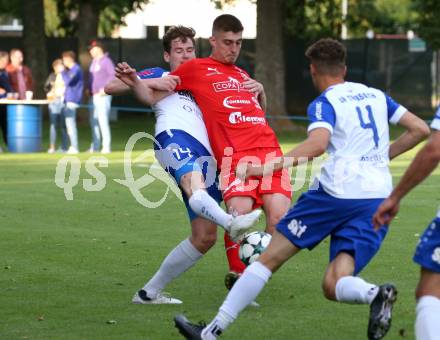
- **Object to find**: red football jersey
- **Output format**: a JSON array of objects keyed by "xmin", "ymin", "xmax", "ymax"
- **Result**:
[{"xmin": 171, "ymin": 57, "xmax": 280, "ymax": 160}]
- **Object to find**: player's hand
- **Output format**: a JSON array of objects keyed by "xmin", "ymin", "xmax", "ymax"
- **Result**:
[
  {"xmin": 372, "ymin": 196, "xmax": 400, "ymax": 230},
  {"xmin": 242, "ymin": 76, "xmax": 264, "ymax": 96},
  {"xmin": 146, "ymin": 75, "xmax": 181, "ymax": 92},
  {"xmin": 115, "ymin": 62, "xmax": 138, "ymax": 88},
  {"xmin": 236, "ymin": 163, "xmax": 263, "ymax": 181}
]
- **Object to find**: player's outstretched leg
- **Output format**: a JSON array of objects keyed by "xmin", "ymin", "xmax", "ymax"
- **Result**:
[
  {"xmin": 367, "ymin": 284, "xmax": 398, "ymax": 340},
  {"xmin": 228, "ymin": 209, "xmax": 262, "ymax": 241},
  {"xmin": 174, "ymin": 314, "xmax": 206, "ymax": 340},
  {"xmin": 189, "ymin": 190, "xmax": 261, "ymax": 240},
  {"xmin": 133, "ymin": 237, "xmax": 204, "ymax": 305}
]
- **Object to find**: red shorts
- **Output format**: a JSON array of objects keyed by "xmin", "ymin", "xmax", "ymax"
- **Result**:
[{"xmin": 219, "ymin": 147, "xmax": 292, "ymax": 208}]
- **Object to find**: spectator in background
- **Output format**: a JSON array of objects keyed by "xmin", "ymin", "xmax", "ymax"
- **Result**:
[
  {"xmin": 6, "ymin": 48, "xmax": 33, "ymax": 100},
  {"xmin": 88, "ymin": 41, "xmax": 115, "ymax": 154},
  {"xmin": 61, "ymin": 51, "xmax": 83, "ymax": 154},
  {"xmin": 0, "ymin": 50, "xmax": 12, "ymax": 150},
  {"xmin": 45, "ymin": 59, "xmax": 67, "ymax": 153}
]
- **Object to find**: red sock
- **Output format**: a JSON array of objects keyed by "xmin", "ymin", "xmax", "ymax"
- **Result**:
[{"xmin": 224, "ymin": 232, "xmax": 246, "ymax": 274}]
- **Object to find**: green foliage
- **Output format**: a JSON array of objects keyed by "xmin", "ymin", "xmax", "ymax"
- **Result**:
[
  {"xmin": 0, "ymin": 0, "xmax": 20, "ymax": 23},
  {"xmin": 413, "ymin": 0, "xmax": 440, "ymax": 49},
  {"xmin": 45, "ymin": 0, "xmax": 64, "ymax": 37},
  {"xmin": 52, "ymin": 0, "xmax": 147, "ymax": 37},
  {"xmin": 286, "ymin": 0, "xmax": 418, "ymax": 40},
  {"xmin": 0, "ymin": 0, "xmax": 21, "ymax": 19},
  {"xmin": 369, "ymin": 0, "xmax": 417, "ymax": 34}
]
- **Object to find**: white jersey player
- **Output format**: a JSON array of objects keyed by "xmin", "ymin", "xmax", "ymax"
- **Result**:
[
  {"xmin": 374, "ymin": 108, "xmax": 440, "ymax": 339},
  {"xmin": 174, "ymin": 38, "xmax": 429, "ymax": 340}
]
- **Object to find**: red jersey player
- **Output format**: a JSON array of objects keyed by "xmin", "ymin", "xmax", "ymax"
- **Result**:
[{"xmin": 117, "ymin": 14, "xmax": 292, "ymax": 289}]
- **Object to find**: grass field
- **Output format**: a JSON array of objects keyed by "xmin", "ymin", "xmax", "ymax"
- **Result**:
[{"xmin": 1, "ymin": 114, "xmax": 439, "ymax": 339}]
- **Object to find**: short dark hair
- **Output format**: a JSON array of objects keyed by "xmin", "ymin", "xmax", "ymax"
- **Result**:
[
  {"xmin": 162, "ymin": 26, "xmax": 196, "ymax": 53},
  {"xmin": 212, "ymin": 14, "xmax": 243, "ymax": 35},
  {"xmin": 0, "ymin": 51, "xmax": 8, "ymax": 60},
  {"xmin": 62, "ymin": 50, "xmax": 76, "ymax": 60},
  {"xmin": 305, "ymin": 38, "xmax": 346, "ymax": 76},
  {"xmin": 52, "ymin": 58, "xmax": 63, "ymax": 68}
]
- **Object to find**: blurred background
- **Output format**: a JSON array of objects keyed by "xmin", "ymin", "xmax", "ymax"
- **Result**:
[{"xmin": 0, "ymin": 0, "xmax": 439, "ymax": 129}]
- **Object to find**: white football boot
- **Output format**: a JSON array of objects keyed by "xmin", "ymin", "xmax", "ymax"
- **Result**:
[
  {"xmin": 132, "ymin": 289, "xmax": 182, "ymax": 304},
  {"xmin": 228, "ymin": 209, "xmax": 262, "ymax": 242}
]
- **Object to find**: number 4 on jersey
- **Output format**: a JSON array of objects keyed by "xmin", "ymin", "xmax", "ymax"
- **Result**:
[{"xmin": 356, "ymin": 105, "xmax": 379, "ymax": 148}]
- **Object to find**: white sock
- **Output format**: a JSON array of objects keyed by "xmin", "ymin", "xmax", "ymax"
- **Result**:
[
  {"xmin": 142, "ymin": 238, "xmax": 202, "ymax": 298},
  {"xmin": 415, "ymin": 295, "xmax": 440, "ymax": 340},
  {"xmin": 188, "ymin": 189, "xmax": 232, "ymax": 230},
  {"xmin": 202, "ymin": 261, "xmax": 272, "ymax": 338},
  {"xmin": 335, "ymin": 276, "xmax": 378, "ymax": 304}
]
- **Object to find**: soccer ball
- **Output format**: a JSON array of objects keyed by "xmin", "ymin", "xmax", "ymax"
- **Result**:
[{"xmin": 239, "ymin": 231, "xmax": 272, "ymax": 266}]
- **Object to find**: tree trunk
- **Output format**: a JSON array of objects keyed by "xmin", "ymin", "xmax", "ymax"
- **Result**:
[
  {"xmin": 22, "ymin": 0, "xmax": 47, "ymax": 99},
  {"xmin": 255, "ymin": 0, "xmax": 293, "ymax": 131},
  {"xmin": 77, "ymin": 1, "xmax": 99, "ymax": 93}
]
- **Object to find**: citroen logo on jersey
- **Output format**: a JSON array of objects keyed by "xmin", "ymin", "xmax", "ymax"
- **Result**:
[
  {"xmin": 213, "ymin": 77, "xmax": 244, "ymax": 92},
  {"xmin": 206, "ymin": 67, "xmax": 223, "ymax": 76},
  {"xmin": 223, "ymin": 96, "xmax": 251, "ymax": 109}
]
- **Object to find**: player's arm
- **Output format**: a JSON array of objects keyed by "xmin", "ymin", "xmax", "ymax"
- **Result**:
[
  {"xmin": 389, "ymin": 111, "xmax": 430, "ymax": 160},
  {"xmin": 237, "ymin": 128, "xmax": 330, "ymax": 178},
  {"xmin": 115, "ymin": 62, "xmax": 178, "ymax": 105},
  {"xmin": 105, "ymin": 64, "xmax": 167, "ymax": 96},
  {"xmin": 373, "ymin": 130, "xmax": 440, "ymax": 228},
  {"xmin": 104, "ymin": 78, "xmax": 130, "ymax": 95},
  {"xmin": 238, "ymin": 98, "xmax": 334, "ymax": 179},
  {"xmin": 391, "ymin": 130, "xmax": 440, "ymax": 199}
]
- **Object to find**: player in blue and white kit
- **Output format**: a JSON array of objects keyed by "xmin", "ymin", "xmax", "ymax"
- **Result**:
[
  {"xmin": 105, "ymin": 26, "xmax": 260, "ymax": 305},
  {"xmin": 174, "ymin": 39, "xmax": 430, "ymax": 339},
  {"xmin": 374, "ymin": 109, "xmax": 440, "ymax": 339}
]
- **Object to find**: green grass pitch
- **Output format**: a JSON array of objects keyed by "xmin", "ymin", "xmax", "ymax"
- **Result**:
[{"xmin": 1, "ymin": 115, "xmax": 438, "ymax": 339}]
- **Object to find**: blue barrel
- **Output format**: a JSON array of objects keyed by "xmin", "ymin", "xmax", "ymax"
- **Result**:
[{"xmin": 7, "ymin": 104, "xmax": 42, "ymax": 153}]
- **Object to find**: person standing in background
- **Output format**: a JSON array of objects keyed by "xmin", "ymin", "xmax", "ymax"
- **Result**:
[
  {"xmin": 6, "ymin": 48, "xmax": 33, "ymax": 100},
  {"xmin": 45, "ymin": 59, "xmax": 67, "ymax": 153},
  {"xmin": 61, "ymin": 51, "xmax": 83, "ymax": 154},
  {"xmin": 0, "ymin": 51, "xmax": 12, "ymax": 150},
  {"xmin": 88, "ymin": 41, "xmax": 115, "ymax": 154}
]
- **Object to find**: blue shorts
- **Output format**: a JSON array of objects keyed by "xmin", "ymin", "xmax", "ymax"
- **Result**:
[
  {"xmin": 276, "ymin": 185, "xmax": 388, "ymax": 275},
  {"xmin": 154, "ymin": 129, "xmax": 222, "ymax": 221},
  {"xmin": 413, "ymin": 217, "xmax": 440, "ymax": 273}
]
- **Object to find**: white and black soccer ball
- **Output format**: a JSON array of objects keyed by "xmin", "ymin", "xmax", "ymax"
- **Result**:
[{"xmin": 239, "ymin": 231, "xmax": 272, "ymax": 266}]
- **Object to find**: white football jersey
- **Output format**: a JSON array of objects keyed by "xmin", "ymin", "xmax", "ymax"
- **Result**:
[
  {"xmin": 137, "ymin": 67, "xmax": 213, "ymax": 155},
  {"xmin": 307, "ymin": 82, "xmax": 407, "ymax": 199}
]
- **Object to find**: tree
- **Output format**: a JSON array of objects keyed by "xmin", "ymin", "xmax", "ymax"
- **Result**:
[
  {"xmin": 23, "ymin": 0, "xmax": 48, "ymax": 99},
  {"xmin": 54, "ymin": 1, "xmax": 148, "ymax": 81},
  {"xmin": 255, "ymin": 0, "xmax": 289, "ymax": 130},
  {"xmin": 413, "ymin": 0, "xmax": 440, "ymax": 49},
  {"xmin": 285, "ymin": 0, "xmax": 417, "ymax": 41}
]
